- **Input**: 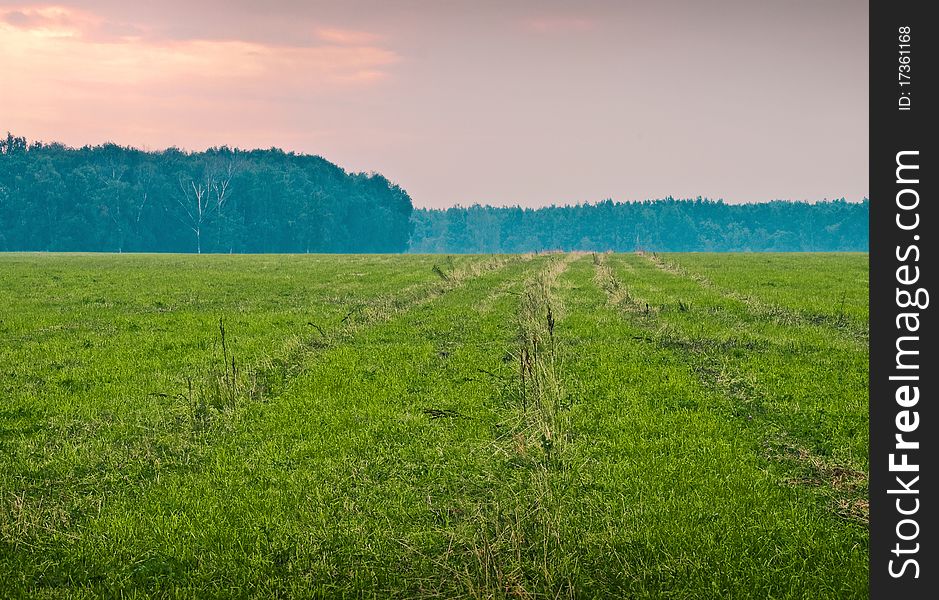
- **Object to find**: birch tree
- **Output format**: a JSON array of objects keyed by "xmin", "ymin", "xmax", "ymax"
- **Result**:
[{"xmin": 173, "ymin": 154, "xmax": 238, "ymax": 253}]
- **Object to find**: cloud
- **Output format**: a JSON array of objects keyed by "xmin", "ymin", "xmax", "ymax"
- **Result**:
[
  {"xmin": 0, "ymin": 5, "xmax": 399, "ymax": 87},
  {"xmin": 0, "ymin": 4, "xmax": 145, "ymax": 41},
  {"xmin": 2, "ymin": 5, "xmax": 84, "ymax": 36},
  {"xmin": 1, "ymin": 21, "xmax": 398, "ymax": 91},
  {"xmin": 0, "ymin": 4, "xmax": 400, "ymax": 151},
  {"xmin": 315, "ymin": 27, "xmax": 383, "ymax": 45}
]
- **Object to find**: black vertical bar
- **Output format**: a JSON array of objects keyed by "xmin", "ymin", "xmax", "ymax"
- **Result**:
[{"xmin": 870, "ymin": 1, "xmax": 934, "ymax": 598}]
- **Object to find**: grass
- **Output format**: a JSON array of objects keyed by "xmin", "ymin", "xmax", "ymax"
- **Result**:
[{"xmin": 0, "ymin": 252, "xmax": 868, "ymax": 598}]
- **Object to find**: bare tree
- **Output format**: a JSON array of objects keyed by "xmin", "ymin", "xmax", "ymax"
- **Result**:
[{"xmin": 172, "ymin": 156, "xmax": 237, "ymax": 253}]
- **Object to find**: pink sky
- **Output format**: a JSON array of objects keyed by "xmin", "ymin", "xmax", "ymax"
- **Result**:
[{"xmin": 0, "ymin": 1, "xmax": 868, "ymax": 208}]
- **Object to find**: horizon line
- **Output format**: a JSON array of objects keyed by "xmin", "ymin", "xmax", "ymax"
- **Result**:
[{"xmin": 2, "ymin": 132, "xmax": 870, "ymax": 209}]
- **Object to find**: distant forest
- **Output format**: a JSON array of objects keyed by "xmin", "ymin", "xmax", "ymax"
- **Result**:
[
  {"xmin": 0, "ymin": 134, "xmax": 413, "ymax": 253},
  {"xmin": 1, "ymin": 134, "xmax": 868, "ymax": 253},
  {"xmin": 410, "ymin": 199, "xmax": 869, "ymax": 253}
]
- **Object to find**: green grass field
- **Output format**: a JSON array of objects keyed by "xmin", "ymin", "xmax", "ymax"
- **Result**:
[{"xmin": 0, "ymin": 252, "xmax": 868, "ymax": 598}]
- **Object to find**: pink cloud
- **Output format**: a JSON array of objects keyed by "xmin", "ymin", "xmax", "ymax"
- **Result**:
[
  {"xmin": 2, "ymin": 5, "xmax": 84, "ymax": 35},
  {"xmin": 0, "ymin": 5, "xmax": 144, "ymax": 41},
  {"xmin": 315, "ymin": 27, "xmax": 383, "ymax": 46},
  {"xmin": 0, "ymin": 4, "xmax": 400, "ymax": 153},
  {"xmin": 0, "ymin": 5, "xmax": 399, "ymax": 89}
]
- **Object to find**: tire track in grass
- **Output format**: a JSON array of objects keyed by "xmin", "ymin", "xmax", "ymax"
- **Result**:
[
  {"xmin": 243, "ymin": 254, "xmax": 533, "ymax": 408},
  {"xmin": 449, "ymin": 253, "xmax": 580, "ymax": 597},
  {"xmin": 263, "ymin": 253, "xmax": 569, "ymax": 596},
  {"xmin": 642, "ymin": 252, "xmax": 868, "ymax": 345},
  {"xmin": 372, "ymin": 252, "xmax": 581, "ymax": 598},
  {"xmin": 0, "ymin": 254, "xmax": 531, "ymax": 595},
  {"xmin": 152, "ymin": 254, "xmax": 533, "ymax": 437},
  {"xmin": 594, "ymin": 253, "xmax": 869, "ymax": 524},
  {"xmin": 198, "ymin": 253, "xmax": 577, "ymax": 597},
  {"xmin": 557, "ymin": 257, "xmax": 866, "ymax": 597},
  {"xmin": 22, "ymin": 256, "xmax": 552, "ymax": 596}
]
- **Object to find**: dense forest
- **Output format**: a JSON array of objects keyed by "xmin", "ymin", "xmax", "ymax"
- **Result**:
[
  {"xmin": 0, "ymin": 134, "xmax": 413, "ymax": 253},
  {"xmin": 409, "ymin": 199, "xmax": 868, "ymax": 253},
  {"xmin": 1, "ymin": 134, "xmax": 868, "ymax": 254}
]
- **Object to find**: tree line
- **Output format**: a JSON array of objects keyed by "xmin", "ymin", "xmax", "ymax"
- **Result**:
[
  {"xmin": 409, "ymin": 198, "xmax": 868, "ymax": 253},
  {"xmin": 2, "ymin": 134, "xmax": 868, "ymax": 254},
  {"xmin": 0, "ymin": 134, "xmax": 413, "ymax": 253}
]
